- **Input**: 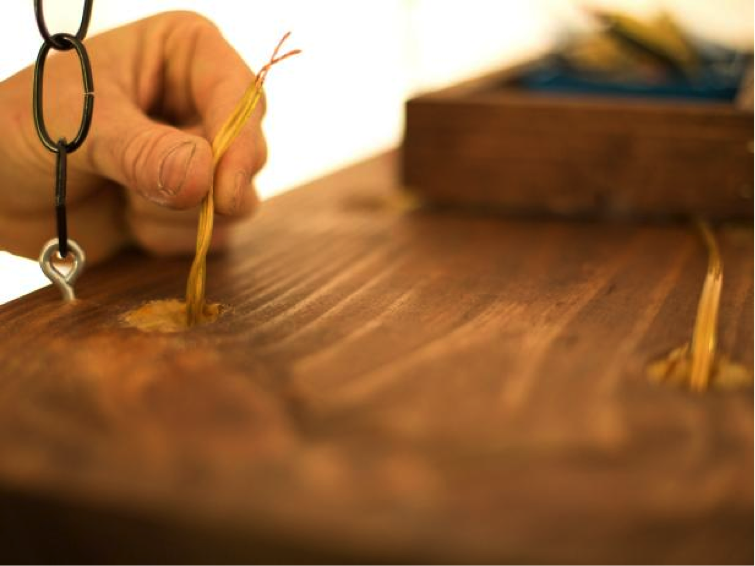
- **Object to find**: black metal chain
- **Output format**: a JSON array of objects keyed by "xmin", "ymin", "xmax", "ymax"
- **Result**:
[{"xmin": 32, "ymin": 0, "xmax": 95, "ymax": 258}]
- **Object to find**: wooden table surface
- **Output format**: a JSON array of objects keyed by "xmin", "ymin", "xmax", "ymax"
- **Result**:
[{"xmin": 0, "ymin": 153, "xmax": 752, "ymax": 564}]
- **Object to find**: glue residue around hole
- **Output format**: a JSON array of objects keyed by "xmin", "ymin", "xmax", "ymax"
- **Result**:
[
  {"xmin": 647, "ymin": 345, "xmax": 753, "ymax": 391},
  {"xmin": 121, "ymin": 299, "xmax": 223, "ymax": 333}
]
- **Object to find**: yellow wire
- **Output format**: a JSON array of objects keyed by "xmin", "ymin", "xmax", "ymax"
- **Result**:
[
  {"xmin": 688, "ymin": 221, "xmax": 723, "ymax": 392},
  {"xmin": 185, "ymin": 34, "xmax": 299, "ymax": 326},
  {"xmin": 185, "ymin": 86, "xmax": 266, "ymax": 326}
]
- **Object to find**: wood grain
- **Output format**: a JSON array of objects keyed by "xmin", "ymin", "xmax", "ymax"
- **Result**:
[
  {"xmin": 403, "ymin": 68, "xmax": 754, "ymax": 220},
  {"xmin": 0, "ymin": 153, "xmax": 752, "ymax": 564}
]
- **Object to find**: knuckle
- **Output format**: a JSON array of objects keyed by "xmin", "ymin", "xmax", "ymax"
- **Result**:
[{"xmin": 161, "ymin": 10, "xmax": 219, "ymax": 33}]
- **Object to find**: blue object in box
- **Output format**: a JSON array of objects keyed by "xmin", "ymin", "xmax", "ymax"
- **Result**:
[{"xmin": 518, "ymin": 51, "xmax": 749, "ymax": 102}]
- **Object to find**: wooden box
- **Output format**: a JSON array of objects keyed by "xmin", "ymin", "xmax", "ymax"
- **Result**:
[{"xmin": 402, "ymin": 66, "xmax": 754, "ymax": 220}]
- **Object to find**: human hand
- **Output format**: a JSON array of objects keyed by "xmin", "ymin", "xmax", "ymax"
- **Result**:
[{"xmin": 0, "ymin": 11, "xmax": 266, "ymax": 264}]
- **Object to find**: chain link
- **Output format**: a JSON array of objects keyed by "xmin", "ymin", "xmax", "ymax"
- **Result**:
[
  {"xmin": 34, "ymin": 0, "xmax": 94, "ymax": 50},
  {"xmin": 33, "ymin": 34, "xmax": 94, "ymax": 154},
  {"xmin": 32, "ymin": 0, "xmax": 95, "ymax": 261}
]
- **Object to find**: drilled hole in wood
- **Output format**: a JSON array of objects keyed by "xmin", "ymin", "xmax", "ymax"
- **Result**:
[
  {"xmin": 647, "ymin": 346, "xmax": 753, "ymax": 391},
  {"xmin": 121, "ymin": 299, "xmax": 223, "ymax": 333}
]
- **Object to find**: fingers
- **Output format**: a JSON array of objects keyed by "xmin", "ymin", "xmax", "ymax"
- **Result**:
[
  {"xmin": 127, "ymin": 211, "xmax": 235, "ymax": 257},
  {"xmin": 160, "ymin": 13, "xmax": 267, "ymax": 216},
  {"xmin": 213, "ymin": 124, "xmax": 267, "ymax": 216},
  {"xmin": 125, "ymin": 189, "xmax": 257, "ymax": 257},
  {"xmin": 83, "ymin": 12, "xmax": 266, "ymax": 217},
  {"xmin": 0, "ymin": 181, "xmax": 253, "ymax": 265},
  {"xmin": 85, "ymin": 101, "xmax": 214, "ymax": 210},
  {"xmin": 127, "ymin": 188, "xmax": 260, "ymax": 225}
]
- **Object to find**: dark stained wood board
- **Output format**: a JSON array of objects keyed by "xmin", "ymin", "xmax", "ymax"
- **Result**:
[{"xmin": 0, "ymin": 153, "xmax": 752, "ymax": 564}]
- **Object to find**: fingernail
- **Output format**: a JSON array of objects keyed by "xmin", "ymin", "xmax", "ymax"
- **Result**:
[{"xmin": 158, "ymin": 141, "xmax": 196, "ymax": 198}]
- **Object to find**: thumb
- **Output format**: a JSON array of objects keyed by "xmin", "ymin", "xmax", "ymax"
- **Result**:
[{"xmin": 85, "ymin": 102, "xmax": 213, "ymax": 209}]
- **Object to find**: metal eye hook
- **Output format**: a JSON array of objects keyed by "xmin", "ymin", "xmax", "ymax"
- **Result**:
[{"xmin": 39, "ymin": 238, "xmax": 86, "ymax": 302}]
